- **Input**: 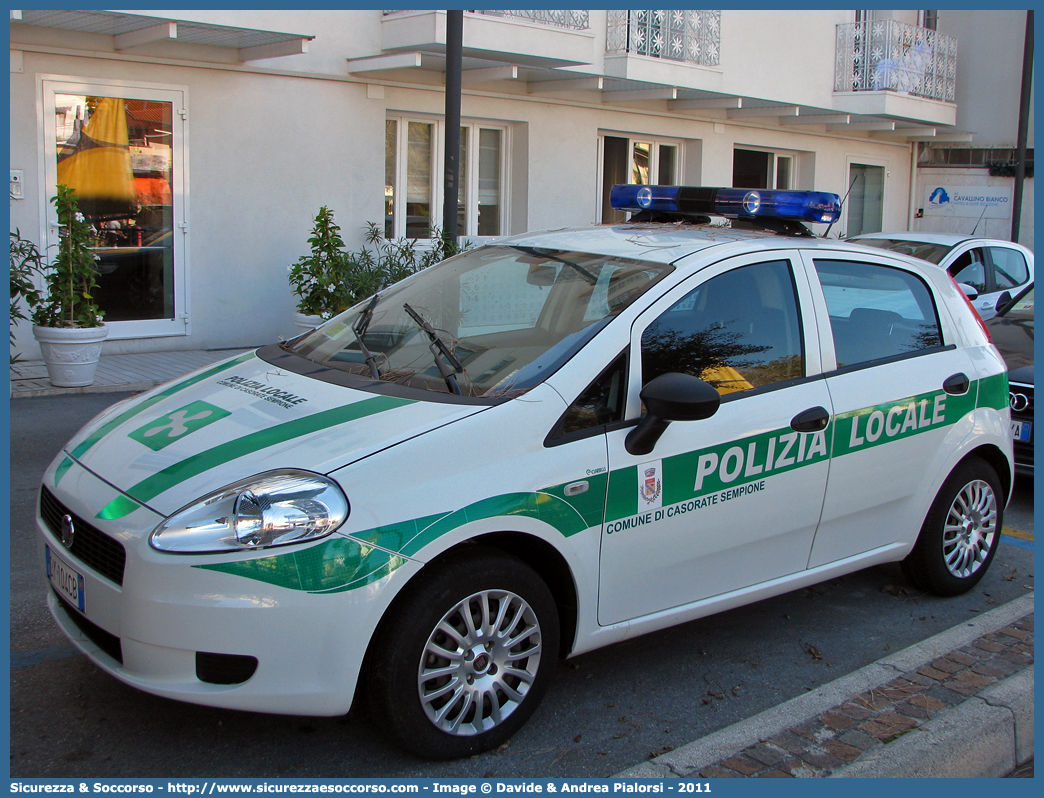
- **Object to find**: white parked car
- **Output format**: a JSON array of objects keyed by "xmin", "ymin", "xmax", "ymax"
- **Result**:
[
  {"xmin": 40, "ymin": 186, "xmax": 1013, "ymax": 759},
  {"xmin": 849, "ymin": 232, "xmax": 1034, "ymax": 320}
]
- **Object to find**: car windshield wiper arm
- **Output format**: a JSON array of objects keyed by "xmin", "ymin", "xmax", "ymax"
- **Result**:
[
  {"xmin": 512, "ymin": 246, "xmax": 598, "ymax": 284},
  {"xmin": 402, "ymin": 302, "xmax": 465, "ymax": 396},
  {"xmin": 352, "ymin": 294, "xmax": 382, "ymax": 379}
]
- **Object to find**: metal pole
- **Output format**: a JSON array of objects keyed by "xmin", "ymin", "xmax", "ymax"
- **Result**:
[
  {"xmin": 442, "ymin": 10, "xmax": 463, "ymax": 248},
  {"xmin": 1011, "ymin": 9, "xmax": 1033, "ymax": 243}
]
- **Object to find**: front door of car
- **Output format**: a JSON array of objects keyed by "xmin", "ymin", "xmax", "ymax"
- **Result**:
[
  {"xmin": 946, "ymin": 244, "xmax": 1032, "ymax": 320},
  {"xmin": 802, "ymin": 252, "xmax": 979, "ymax": 568},
  {"xmin": 598, "ymin": 253, "xmax": 833, "ymax": 626}
]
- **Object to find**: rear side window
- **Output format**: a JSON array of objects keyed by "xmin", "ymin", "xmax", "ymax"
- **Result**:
[{"xmin": 814, "ymin": 260, "xmax": 943, "ymax": 369}]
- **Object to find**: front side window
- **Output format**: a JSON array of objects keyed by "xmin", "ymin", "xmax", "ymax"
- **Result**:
[
  {"xmin": 385, "ymin": 118, "xmax": 506, "ymax": 240},
  {"xmin": 555, "ymin": 353, "xmax": 628, "ymax": 437},
  {"xmin": 989, "ymin": 247, "xmax": 1030, "ymax": 291},
  {"xmin": 814, "ymin": 259, "xmax": 943, "ymax": 368},
  {"xmin": 641, "ymin": 260, "xmax": 805, "ymax": 395},
  {"xmin": 289, "ymin": 246, "xmax": 671, "ymax": 398}
]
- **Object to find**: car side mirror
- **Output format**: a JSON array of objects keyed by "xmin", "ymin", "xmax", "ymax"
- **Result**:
[
  {"xmin": 994, "ymin": 291, "xmax": 1013, "ymax": 314},
  {"xmin": 957, "ymin": 282, "xmax": 979, "ymax": 301},
  {"xmin": 625, "ymin": 373, "xmax": 721, "ymax": 456}
]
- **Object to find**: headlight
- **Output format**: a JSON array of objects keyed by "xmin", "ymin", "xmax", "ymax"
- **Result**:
[{"xmin": 150, "ymin": 470, "xmax": 349, "ymax": 553}]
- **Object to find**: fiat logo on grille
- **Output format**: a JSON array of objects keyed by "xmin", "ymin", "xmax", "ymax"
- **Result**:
[
  {"xmin": 1010, "ymin": 392, "xmax": 1030, "ymax": 412},
  {"xmin": 60, "ymin": 514, "xmax": 75, "ymax": 549}
]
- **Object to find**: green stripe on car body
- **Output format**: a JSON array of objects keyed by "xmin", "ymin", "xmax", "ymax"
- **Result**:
[
  {"xmin": 976, "ymin": 372, "xmax": 1009, "ymax": 411},
  {"xmin": 70, "ymin": 352, "xmax": 256, "ymax": 461},
  {"xmin": 54, "ymin": 457, "xmax": 74, "ymax": 487},
  {"xmin": 198, "ymin": 536, "xmax": 406, "ymax": 594},
  {"xmin": 97, "ymin": 395, "xmax": 414, "ymax": 520}
]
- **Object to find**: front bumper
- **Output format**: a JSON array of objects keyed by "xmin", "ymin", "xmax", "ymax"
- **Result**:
[
  {"xmin": 38, "ymin": 459, "xmax": 409, "ymax": 716},
  {"xmin": 1010, "ymin": 380, "xmax": 1033, "ymax": 476}
]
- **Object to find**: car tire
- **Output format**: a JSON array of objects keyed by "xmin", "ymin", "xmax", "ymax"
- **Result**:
[
  {"xmin": 901, "ymin": 458, "xmax": 1004, "ymax": 597},
  {"xmin": 367, "ymin": 547, "xmax": 559, "ymax": 759}
]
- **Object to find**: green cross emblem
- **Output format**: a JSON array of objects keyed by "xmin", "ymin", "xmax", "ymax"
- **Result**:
[{"xmin": 129, "ymin": 401, "xmax": 231, "ymax": 451}]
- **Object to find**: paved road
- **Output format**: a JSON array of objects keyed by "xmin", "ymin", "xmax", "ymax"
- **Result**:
[{"xmin": 9, "ymin": 393, "xmax": 1034, "ymax": 778}]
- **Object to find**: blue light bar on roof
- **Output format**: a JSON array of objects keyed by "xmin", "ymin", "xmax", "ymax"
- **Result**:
[{"xmin": 609, "ymin": 184, "xmax": 842, "ymax": 224}]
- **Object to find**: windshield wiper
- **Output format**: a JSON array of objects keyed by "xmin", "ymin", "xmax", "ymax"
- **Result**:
[
  {"xmin": 402, "ymin": 302, "xmax": 465, "ymax": 396},
  {"xmin": 512, "ymin": 246, "xmax": 598, "ymax": 284},
  {"xmin": 352, "ymin": 294, "xmax": 382, "ymax": 379}
]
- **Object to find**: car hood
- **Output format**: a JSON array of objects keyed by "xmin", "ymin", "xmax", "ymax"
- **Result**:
[{"xmin": 61, "ymin": 351, "xmax": 487, "ymax": 518}]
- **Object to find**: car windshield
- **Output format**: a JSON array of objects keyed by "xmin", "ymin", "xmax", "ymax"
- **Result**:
[
  {"xmin": 853, "ymin": 238, "xmax": 955, "ymax": 265},
  {"xmin": 288, "ymin": 245, "xmax": 672, "ymax": 398}
]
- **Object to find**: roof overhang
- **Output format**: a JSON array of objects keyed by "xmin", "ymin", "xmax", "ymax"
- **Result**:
[{"xmin": 10, "ymin": 9, "xmax": 313, "ymax": 62}]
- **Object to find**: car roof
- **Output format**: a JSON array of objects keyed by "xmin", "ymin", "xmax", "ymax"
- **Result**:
[{"xmin": 494, "ymin": 222, "xmax": 884, "ymax": 265}]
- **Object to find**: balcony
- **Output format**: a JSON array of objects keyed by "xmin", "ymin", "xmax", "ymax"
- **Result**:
[
  {"xmin": 606, "ymin": 10, "xmax": 720, "ymax": 66},
  {"xmin": 833, "ymin": 19, "xmax": 957, "ymax": 125},
  {"xmin": 603, "ymin": 10, "xmax": 722, "ymax": 91}
]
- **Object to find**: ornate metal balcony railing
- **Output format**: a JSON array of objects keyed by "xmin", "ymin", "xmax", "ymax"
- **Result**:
[
  {"xmin": 835, "ymin": 19, "xmax": 957, "ymax": 102},
  {"xmin": 382, "ymin": 10, "xmax": 590, "ymax": 32},
  {"xmin": 606, "ymin": 10, "xmax": 720, "ymax": 67}
]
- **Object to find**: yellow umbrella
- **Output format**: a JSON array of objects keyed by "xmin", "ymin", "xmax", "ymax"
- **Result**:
[{"xmin": 56, "ymin": 97, "xmax": 135, "ymax": 217}]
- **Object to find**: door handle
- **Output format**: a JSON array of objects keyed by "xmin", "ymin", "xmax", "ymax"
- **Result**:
[
  {"xmin": 791, "ymin": 406, "xmax": 830, "ymax": 433},
  {"xmin": 943, "ymin": 373, "xmax": 971, "ymax": 396}
]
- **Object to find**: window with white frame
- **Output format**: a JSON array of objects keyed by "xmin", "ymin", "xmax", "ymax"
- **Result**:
[
  {"xmin": 600, "ymin": 134, "xmax": 680, "ymax": 223},
  {"xmin": 385, "ymin": 117, "xmax": 507, "ymax": 240},
  {"xmin": 733, "ymin": 148, "xmax": 794, "ymax": 191},
  {"xmin": 42, "ymin": 77, "xmax": 188, "ymax": 340}
]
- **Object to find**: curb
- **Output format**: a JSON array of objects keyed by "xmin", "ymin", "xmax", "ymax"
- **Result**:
[{"xmin": 616, "ymin": 593, "xmax": 1034, "ymax": 779}]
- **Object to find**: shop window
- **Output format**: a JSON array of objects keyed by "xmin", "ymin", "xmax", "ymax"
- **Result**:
[{"xmin": 44, "ymin": 79, "xmax": 187, "ymax": 339}]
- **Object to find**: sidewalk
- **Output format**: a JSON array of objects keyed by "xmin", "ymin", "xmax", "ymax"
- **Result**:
[
  {"xmin": 9, "ymin": 348, "xmax": 252, "ymax": 399},
  {"xmin": 617, "ymin": 594, "xmax": 1034, "ymax": 779}
]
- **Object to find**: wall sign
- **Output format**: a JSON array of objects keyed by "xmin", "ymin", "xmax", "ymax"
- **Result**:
[{"xmin": 922, "ymin": 184, "xmax": 1012, "ymax": 219}]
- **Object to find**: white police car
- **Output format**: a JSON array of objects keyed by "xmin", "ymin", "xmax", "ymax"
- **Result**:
[{"xmin": 40, "ymin": 186, "xmax": 1012, "ymax": 759}]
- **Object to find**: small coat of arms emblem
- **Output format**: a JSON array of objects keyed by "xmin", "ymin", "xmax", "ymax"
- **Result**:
[{"xmin": 641, "ymin": 467, "xmax": 661, "ymax": 504}]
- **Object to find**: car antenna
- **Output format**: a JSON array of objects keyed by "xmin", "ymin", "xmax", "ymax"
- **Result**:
[
  {"xmin": 824, "ymin": 174, "xmax": 859, "ymax": 239},
  {"xmin": 969, "ymin": 203, "xmax": 988, "ymax": 236}
]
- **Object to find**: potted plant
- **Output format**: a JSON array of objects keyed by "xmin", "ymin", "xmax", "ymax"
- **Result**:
[
  {"xmin": 10, "ymin": 229, "xmax": 45, "ymax": 363},
  {"xmin": 31, "ymin": 185, "xmax": 109, "ymax": 387},
  {"xmin": 288, "ymin": 206, "xmax": 355, "ymax": 333}
]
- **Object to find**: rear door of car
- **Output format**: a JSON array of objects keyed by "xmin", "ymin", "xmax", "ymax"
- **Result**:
[{"xmin": 800, "ymin": 249, "xmax": 978, "ymax": 568}]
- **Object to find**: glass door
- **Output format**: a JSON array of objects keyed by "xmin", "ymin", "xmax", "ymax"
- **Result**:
[{"xmin": 43, "ymin": 79, "xmax": 187, "ymax": 339}]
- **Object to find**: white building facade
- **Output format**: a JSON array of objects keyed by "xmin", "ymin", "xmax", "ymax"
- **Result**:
[{"xmin": 9, "ymin": 9, "xmax": 1031, "ymax": 357}]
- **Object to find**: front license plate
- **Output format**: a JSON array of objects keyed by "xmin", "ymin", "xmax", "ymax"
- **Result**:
[
  {"xmin": 1012, "ymin": 420, "xmax": 1032, "ymax": 443},
  {"xmin": 46, "ymin": 545, "xmax": 85, "ymax": 613}
]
